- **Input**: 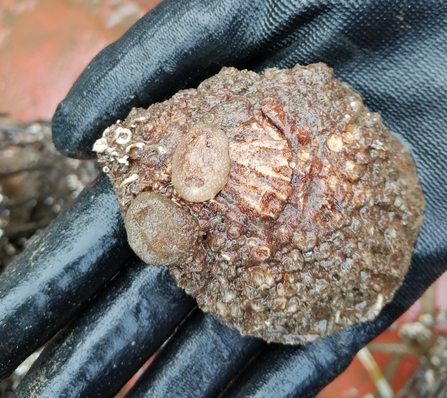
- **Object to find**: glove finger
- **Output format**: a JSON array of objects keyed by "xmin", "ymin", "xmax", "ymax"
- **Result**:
[
  {"xmin": 127, "ymin": 312, "xmax": 263, "ymax": 398},
  {"xmin": 52, "ymin": 0, "xmax": 356, "ymax": 159},
  {"xmin": 0, "ymin": 175, "xmax": 260, "ymax": 397},
  {"xmin": 13, "ymin": 260, "xmax": 196, "ymax": 398},
  {"xmin": 0, "ymin": 175, "xmax": 134, "ymax": 380},
  {"xmin": 223, "ymin": 327, "xmax": 372, "ymax": 398},
  {"xmin": 52, "ymin": 0, "xmax": 256, "ymax": 159}
]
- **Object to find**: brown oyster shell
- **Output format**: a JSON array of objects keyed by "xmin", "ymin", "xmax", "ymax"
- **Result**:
[{"xmin": 94, "ymin": 63, "xmax": 425, "ymax": 344}]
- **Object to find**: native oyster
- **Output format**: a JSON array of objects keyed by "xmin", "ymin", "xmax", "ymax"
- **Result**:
[{"xmin": 94, "ymin": 63, "xmax": 425, "ymax": 344}]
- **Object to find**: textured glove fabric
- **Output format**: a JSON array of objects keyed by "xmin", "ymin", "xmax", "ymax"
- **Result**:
[
  {"xmin": 0, "ymin": 1, "xmax": 445, "ymax": 397},
  {"xmin": 0, "ymin": 175, "xmax": 134, "ymax": 379},
  {"xmin": 12, "ymin": 259, "xmax": 198, "ymax": 398}
]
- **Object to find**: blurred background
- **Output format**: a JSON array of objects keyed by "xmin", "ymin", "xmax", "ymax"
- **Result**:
[{"xmin": 1, "ymin": 1, "xmax": 446, "ymax": 397}]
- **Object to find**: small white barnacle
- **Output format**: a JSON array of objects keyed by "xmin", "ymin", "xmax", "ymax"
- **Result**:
[
  {"xmin": 157, "ymin": 146, "xmax": 167, "ymax": 155},
  {"xmin": 371, "ymin": 140, "xmax": 385, "ymax": 150},
  {"xmin": 117, "ymin": 155, "xmax": 129, "ymax": 164},
  {"xmin": 102, "ymin": 166, "xmax": 110, "ymax": 173},
  {"xmin": 92, "ymin": 138, "xmax": 108, "ymax": 153},
  {"xmin": 133, "ymin": 117, "xmax": 146, "ymax": 123},
  {"xmin": 115, "ymin": 127, "xmax": 132, "ymax": 145},
  {"xmin": 120, "ymin": 174, "xmax": 138, "ymax": 187},
  {"xmin": 221, "ymin": 253, "xmax": 231, "ymax": 261},
  {"xmin": 125, "ymin": 144, "xmax": 136, "ymax": 153},
  {"xmin": 125, "ymin": 142, "xmax": 145, "ymax": 154},
  {"xmin": 326, "ymin": 135, "xmax": 343, "ymax": 152}
]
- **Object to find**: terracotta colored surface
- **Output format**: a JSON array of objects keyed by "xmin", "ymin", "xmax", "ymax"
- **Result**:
[{"xmin": 0, "ymin": 0, "xmax": 162, "ymax": 123}]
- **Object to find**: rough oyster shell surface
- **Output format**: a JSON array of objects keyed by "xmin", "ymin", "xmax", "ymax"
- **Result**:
[{"xmin": 95, "ymin": 63, "xmax": 425, "ymax": 344}]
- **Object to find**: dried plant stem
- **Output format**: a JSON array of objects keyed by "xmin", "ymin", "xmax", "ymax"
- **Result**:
[{"xmin": 357, "ymin": 346, "xmax": 394, "ymax": 398}]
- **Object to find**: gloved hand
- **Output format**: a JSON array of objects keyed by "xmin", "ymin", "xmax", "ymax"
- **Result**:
[{"xmin": 1, "ymin": 0, "xmax": 446, "ymax": 397}]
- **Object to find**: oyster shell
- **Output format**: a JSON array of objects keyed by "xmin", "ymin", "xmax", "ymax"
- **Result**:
[{"xmin": 94, "ymin": 63, "xmax": 425, "ymax": 344}]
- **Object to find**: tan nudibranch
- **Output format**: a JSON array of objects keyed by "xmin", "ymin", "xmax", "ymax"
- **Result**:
[
  {"xmin": 171, "ymin": 124, "xmax": 230, "ymax": 202},
  {"xmin": 94, "ymin": 63, "xmax": 425, "ymax": 345}
]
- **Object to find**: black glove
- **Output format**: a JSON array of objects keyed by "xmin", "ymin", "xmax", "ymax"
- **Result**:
[{"xmin": 1, "ymin": 0, "xmax": 446, "ymax": 397}]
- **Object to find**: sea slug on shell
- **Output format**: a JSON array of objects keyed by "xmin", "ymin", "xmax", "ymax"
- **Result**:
[
  {"xmin": 171, "ymin": 124, "xmax": 230, "ymax": 202},
  {"xmin": 94, "ymin": 63, "xmax": 425, "ymax": 345},
  {"xmin": 125, "ymin": 191, "xmax": 201, "ymax": 266}
]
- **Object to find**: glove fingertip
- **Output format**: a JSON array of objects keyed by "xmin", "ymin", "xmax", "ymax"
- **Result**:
[{"xmin": 52, "ymin": 100, "xmax": 97, "ymax": 160}]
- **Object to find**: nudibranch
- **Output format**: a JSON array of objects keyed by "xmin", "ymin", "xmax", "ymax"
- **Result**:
[{"xmin": 94, "ymin": 63, "xmax": 425, "ymax": 344}]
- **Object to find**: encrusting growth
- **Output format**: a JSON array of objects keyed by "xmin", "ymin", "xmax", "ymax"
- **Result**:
[{"xmin": 94, "ymin": 63, "xmax": 425, "ymax": 345}]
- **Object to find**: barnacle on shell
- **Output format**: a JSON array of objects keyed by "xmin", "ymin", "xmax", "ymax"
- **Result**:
[{"xmin": 94, "ymin": 63, "xmax": 425, "ymax": 345}]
